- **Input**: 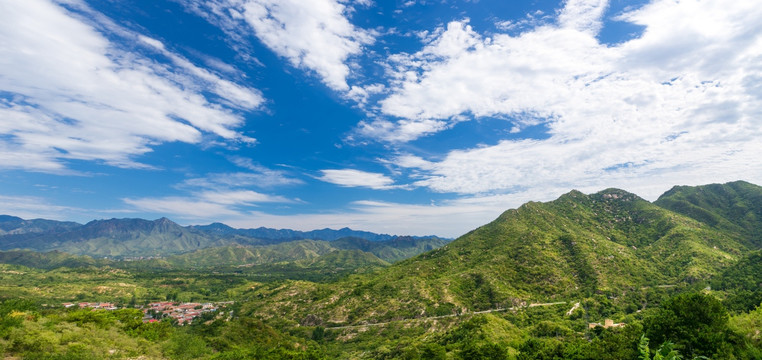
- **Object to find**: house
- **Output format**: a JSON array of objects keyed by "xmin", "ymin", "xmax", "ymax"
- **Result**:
[{"xmin": 588, "ymin": 319, "xmax": 625, "ymax": 329}]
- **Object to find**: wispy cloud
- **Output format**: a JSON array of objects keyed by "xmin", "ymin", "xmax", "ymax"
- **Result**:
[
  {"xmin": 125, "ymin": 161, "xmax": 300, "ymax": 220},
  {"xmin": 0, "ymin": 195, "xmax": 84, "ymax": 221},
  {"xmin": 181, "ymin": 0, "xmax": 374, "ymax": 91},
  {"xmin": 494, "ymin": 10, "xmax": 551, "ymax": 32},
  {"xmin": 0, "ymin": 0, "xmax": 263, "ymax": 172},
  {"xmin": 317, "ymin": 169, "xmax": 405, "ymax": 190},
  {"xmin": 181, "ymin": 158, "xmax": 304, "ymax": 190},
  {"xmin": 124, "ymin": 189, "xmax": 293, "ymax": 220}
]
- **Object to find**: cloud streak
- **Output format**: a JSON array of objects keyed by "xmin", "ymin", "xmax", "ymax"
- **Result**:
[
  {"xmin": 318, "ymin": 169, "xmax": 404, "ymax": 190},
  {"xmin": 124, "ymin": 160, "xmax": 301, "ymax": 220},
  {"xmin": 124, "ymin": 189, "xmax": 292, "ymax": 220},
  {"xmin": 0, "ymin": 0, "xmax": 263, "ymax": 172}
]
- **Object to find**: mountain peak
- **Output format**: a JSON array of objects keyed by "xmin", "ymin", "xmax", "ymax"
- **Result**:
[
  {"xmin": 0, "ymin": 215, "xmax": 24, "ymax": 222},
  {"xmin": 556, "ymin": 189, "xmax": 588, "ymax": 202},
  {"xmin": 588, "ymin": 188, "xmax": 644, "ymax": 204},
  {"xmin": 155, "ymin": 217, "xmax": 175, "ymax": 225}
]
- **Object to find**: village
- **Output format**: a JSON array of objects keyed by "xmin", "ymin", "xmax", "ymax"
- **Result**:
[{"xmin": 61, "ymin": 300, "xmax": 234, "ymax": 325}]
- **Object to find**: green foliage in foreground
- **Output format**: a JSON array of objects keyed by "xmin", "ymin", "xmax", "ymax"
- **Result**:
[
  {"xmin": 0, "ymin": 299, "xmax": 328, "ymax": 360},
  {"xmin": 638, "ymin": 335, "xmax": 683, "ymax": 360},
  {"xmin": 644, "ymin": 292, "xmax": 736, "ymax": 359},
  {"xmin": 1, "ymin": 266, "xmax": 762, "ymax": 359}
]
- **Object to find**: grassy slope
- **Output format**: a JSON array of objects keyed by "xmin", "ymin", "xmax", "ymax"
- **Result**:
[
  {"xmin": 163, "ymin": 237, "xmax": 447, "ymax": 268},
  {"xmin": 240, "ymin": 187, "xmax": 748, "ymax": 327},
  {"xmin": 165, "ymin": 241, "xmax": 336, "ymax": 268},
  {"xmin": 0, "ymin": 250, "xmax": 109, "ymax": 269},
  {"xmin": 295, "ymin": 249, "xmax": 390, "ymax": 268}
]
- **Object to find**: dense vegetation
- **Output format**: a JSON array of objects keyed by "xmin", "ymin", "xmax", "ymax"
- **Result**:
[{"xmin": 1, "ymin": 181, "xmax": 762, "ymax": 359}]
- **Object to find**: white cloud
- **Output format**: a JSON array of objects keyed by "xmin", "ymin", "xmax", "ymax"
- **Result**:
[
  {"xmin": 0, "ymin": 195, "xmax": 83, "ymax": 221},
  {"xmin": 377, "ymin": 18, "xmax": 612, "ymax": 131},
  {"xmin": 182, "ymin": 0, "xmax": 374, "ymax": 91},
  {"xmin": 181, "ymin": 158, "xmax": 304, "ymax": 190},
  {"xmin": 198, "ymin": 190, "xmax": 291, "ymax": 205},
  {"xmin": 318, "ymin": 169, "xmax": 402, "ymax": 190},
  {"xmin": 557, "ymin": 0, "xmax": 608, "ymax": 33},
  {"xmin": 0, "ymin": 0, "xmax": 263, "ymax": 172},
  {"xmin": 355, "ymin": 118, "xmax": 452, "ymax": 142},
  {"xmin": 124, "ymin": 189, "xmax": 294, "ymax": 220},
  {"xmin": 361, "ymin": 0, "xmax": 762, "ymax": 201}
]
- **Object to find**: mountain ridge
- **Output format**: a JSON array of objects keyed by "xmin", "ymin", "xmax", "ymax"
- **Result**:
[
  {"xmin": 237, "ymin": 181, "xmax": 762, "ymax": 326},
  {"xmin": 0, "ymin": 216, "xmax": 448, "ymax": 259}
]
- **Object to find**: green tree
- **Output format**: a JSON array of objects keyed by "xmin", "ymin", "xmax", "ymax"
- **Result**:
[
  {"xmin": 420, "ymin": 343, "xmax": 446, "ymax": 360},
  {"xmin": 459, "ymin": 340, "xmax": 509, "ymax": 360},
  {"xmin": 644, "ymin": 292, "xmax": 732, "ymax": 358},
  {"xmin": 311, "ymin": 326, "xmax": 324, "ymax": 342}
]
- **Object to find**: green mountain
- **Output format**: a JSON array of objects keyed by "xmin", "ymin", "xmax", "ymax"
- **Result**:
[
  {"xmin": 164, "ymin": 241, "xmax": 336, "ymax": 268},
  {"xmin": 0, "ymin": 217, "xmax": 226, "ymax": 257},
  {"xmin": 295, "ymin": 249, "xmax": 390, "ymax": 269},
  {"xmin": 161, "ymin": 236, "xmax": 447, "ymax": 268},
  {"xmin": 655, "ymin": 180, "xmax": 762, "ymax": 248},
  {"xmin": 711, "ymin": 249, "xmax": 762, "ymax": 312},
  {"xmin": 0, "ymin": 250, "xmax": 109, "ymax": 269},
  {"xmin": 51, "ymin": 218, "xmax": 227, "ymax": 257},
  {"xmin": 331, "ymin": 236, "xmax": 449, "ymax": 262},
  {"xmin": 241, "ymin": 184, "xmax": 754, "ymax": 326}
]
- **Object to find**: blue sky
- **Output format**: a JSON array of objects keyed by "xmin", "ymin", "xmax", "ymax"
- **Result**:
[{"xmin": 1, "ymin": 0, "xmax": 760, "ymax": 237}]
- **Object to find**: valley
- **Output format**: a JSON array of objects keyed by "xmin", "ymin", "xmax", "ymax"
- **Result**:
[{"xmin": 1, "ymin": 181, "xmax": 762, "ymax": 359}]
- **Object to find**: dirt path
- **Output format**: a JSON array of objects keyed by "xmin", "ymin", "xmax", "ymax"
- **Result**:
[
  {"xmin": 565, "ymin": 302, "xmax": 581, "ymax": 316},
  {"xmin": 326, "ymin": 301, "xmax": 569, "ymax": 330}
]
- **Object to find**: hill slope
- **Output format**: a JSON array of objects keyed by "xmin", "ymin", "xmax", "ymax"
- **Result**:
[
  {"xmin": 655, "ymin": 180, "xmax": 762, "ymax": 248},
  {"xmin": 240, "ymin": 184, "xmax": 753, "ymax": 326},
  {"xmin": 161, "ymin": 236, "xmax": 448, "ymax": 268},
  {"xmin": 0, "ymin": 250, "xmax": 109, "ymax": 269}
]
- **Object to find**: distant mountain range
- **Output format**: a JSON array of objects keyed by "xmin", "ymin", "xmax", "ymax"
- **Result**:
[
  {"xmin": 188, "ymin": 223, "xmax": 404, "ymax": 242},
  {"xmin": 0, "ymin": 215, "xmax": 446, "ymax": 259},
  {"xmin": 0, "ymin": 215, "xmax": 80, "ymax": 236}
]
